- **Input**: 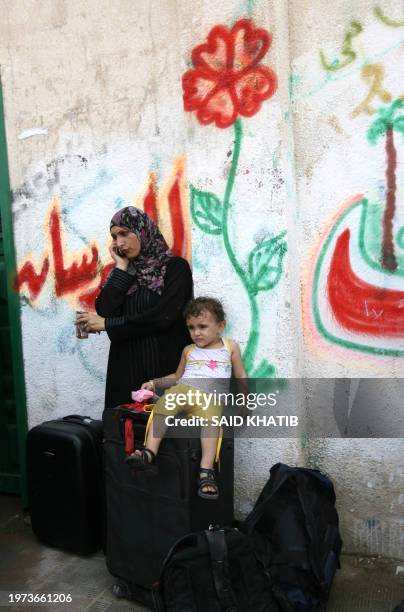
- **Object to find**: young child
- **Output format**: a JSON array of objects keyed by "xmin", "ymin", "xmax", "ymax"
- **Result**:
[{"xmin": 126, "ymin": 297, "xmax": 247, "ymax": 499}]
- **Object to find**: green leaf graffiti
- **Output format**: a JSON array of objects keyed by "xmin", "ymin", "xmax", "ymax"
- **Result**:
[
  {"xmin": 397, "ymin": 227, "xmax": 404, "ymax": 250},
  {"xmin": 251, "ymin": 359, "xmax": 276, "ymax": 378},
  {"xmin": 248, "ymin": 232, "xmax": 287, "ymax": 295},
  {"xmin": 367, "ymin": 98, "xmax": 404, "ymax": 144},
  {"xmin": 190, "ymin": 186, "xmax": 223, "ymax": 235}
]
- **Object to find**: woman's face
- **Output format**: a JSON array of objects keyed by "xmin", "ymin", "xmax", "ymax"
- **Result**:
[{"xmin": 110, "ymin": 226, "xmax": 141, "ymax": 259}]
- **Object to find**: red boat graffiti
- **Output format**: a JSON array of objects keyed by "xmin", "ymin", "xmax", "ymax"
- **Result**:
[{"xmin": 328, "ymin": 228, "xmax": 404, "ymax": 337}]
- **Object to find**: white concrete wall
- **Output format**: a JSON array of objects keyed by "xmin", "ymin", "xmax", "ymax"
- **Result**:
[
  {"xmin": 289, "ymin": 0, "xmax": 404, "ymax": 558},
  {"xmin": 0, "ymin": 0, "xmax": 403, "ymax": 557}
]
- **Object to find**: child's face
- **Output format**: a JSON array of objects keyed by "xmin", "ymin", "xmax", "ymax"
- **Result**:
[{"xmin": 186, "ymin": 310, "xmax": 225, "ymax": 348}]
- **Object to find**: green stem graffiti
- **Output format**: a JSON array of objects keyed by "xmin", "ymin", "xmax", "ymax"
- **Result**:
[
  {"xmin": 222, "ymin": 119, "xmax": 259, "ymax": 372},
  {"xmin": 222, "ymin": 119, "xmax": 243, "ymax": 279},
  {"xmin": 190, "ymin": 119, "xmax": 287, "ymax": 377}
]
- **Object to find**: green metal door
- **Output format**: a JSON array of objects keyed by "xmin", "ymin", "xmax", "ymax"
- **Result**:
[{"xmin": 0, "ymin": 76, "xmax": 28, "ymax": 503}]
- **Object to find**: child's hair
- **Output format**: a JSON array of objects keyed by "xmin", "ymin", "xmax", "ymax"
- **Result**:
[{"xmin": 183, "ymin": 297, "xmax": 225, "ymax": 323}]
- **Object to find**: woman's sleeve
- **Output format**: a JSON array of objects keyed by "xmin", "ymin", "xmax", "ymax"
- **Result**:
[
  {"xmin": 95, "ymin": 268, "xmax": 134, "ymax": 317},
  {"xmin": 105, "ymin": 258, "xmax": 193, "ymax": 342}
]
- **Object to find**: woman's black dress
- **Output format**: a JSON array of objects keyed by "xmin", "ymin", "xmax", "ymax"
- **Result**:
[{"xmin": 95, "ymin": 256, "xmax": 193, "ymax": 408}]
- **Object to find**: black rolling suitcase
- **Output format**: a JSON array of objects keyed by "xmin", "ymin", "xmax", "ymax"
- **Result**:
[
  {"xmin": 27, "ymin": 414, "xmax": 104, "ymax": 555},
  {"xmin": 103, "ymin": 406, "xmax": 234, "ymax": 608}
]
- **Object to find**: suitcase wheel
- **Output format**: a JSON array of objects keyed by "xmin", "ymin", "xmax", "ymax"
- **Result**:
[{"xmin": 111, "ymin": 579, "xmax": 132, "ymax": 600}]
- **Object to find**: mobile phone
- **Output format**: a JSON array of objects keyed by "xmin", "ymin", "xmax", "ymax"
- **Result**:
[{"xmin": 116, "ymin": 247, "xmax": 124, "ymax": 257}]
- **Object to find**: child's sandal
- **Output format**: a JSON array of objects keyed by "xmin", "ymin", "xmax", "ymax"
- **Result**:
[
  {"xmin": 197, "ymin": 468, "xmax": 219, "ymax": 500},
  {"xmin": 125, "ymin": 448, "xmax": 158, "ymax": 474}
]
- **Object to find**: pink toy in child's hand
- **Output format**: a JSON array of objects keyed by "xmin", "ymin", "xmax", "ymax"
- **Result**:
[{"xmin": 132, "ymin": 389, "xmax": 154, "ymax": 402}]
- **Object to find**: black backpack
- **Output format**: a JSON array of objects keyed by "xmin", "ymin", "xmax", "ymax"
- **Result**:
[
  {"xmin": 242, "ymin": 463, "xmax": 342, "ymax": 611},
  {"xmin": 153, "ymin": 526, "xmax": 289, "ymax": 612}
]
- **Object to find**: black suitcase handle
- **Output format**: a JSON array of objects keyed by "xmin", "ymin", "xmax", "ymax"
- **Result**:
[{"xmin": 62, "ymin": 414, "xmax": 93, "ymax": 424}]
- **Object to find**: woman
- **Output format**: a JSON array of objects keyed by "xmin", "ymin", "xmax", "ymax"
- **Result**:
[{"xmin": 78, "ymin": 206, "xmax": 193, "ymax": 408}]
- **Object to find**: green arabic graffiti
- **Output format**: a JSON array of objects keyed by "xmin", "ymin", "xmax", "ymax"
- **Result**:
[
  {"xmin": 374, "ymin": 6, "xmax": 404, "ymax": 28},
  {"xmin": 320, "ymin": 21, "xmax": 363, "ymax": 72}
]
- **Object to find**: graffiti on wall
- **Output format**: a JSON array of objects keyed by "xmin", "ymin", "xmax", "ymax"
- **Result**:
[
  {"xmin": 373, "ymin": 6, "xmax": 404, "ymax": 28},
  {"xmin": 351, "ymin": 64, "xmax": 392, "ymax": 118},
  {"xmin": 319, "ymin": 21, "xmax": 363, "ymax": 73},
  {"xmin": 310, "ymin": 9, "xmax": 404, "ymax": 357},
  {"xmin": 15, "ymin": 156, "xmax": 190, "ymax": 311},
  {"xmin": 319, "ymin": 8, "xmax": 404, "ymax": 73},
  {"xmin": 183, "ymin": 18, "xmax": 287, "ymax": 376},
  {"xmin": 367, "ymin": 99, "xmax": 403, "ymax": 272}
]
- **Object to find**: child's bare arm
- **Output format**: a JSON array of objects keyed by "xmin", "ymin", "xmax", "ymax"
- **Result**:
[
  {"xmin": 172, "ymin": 348, "xmax": 187, "ymax": 380},
  {"xmin": 142, "ymin": 347, "xmax": 189, "ymax": 392},
  {"xmin": 230, "ymin": 340, "xmax": 248, "ymax": 379}
]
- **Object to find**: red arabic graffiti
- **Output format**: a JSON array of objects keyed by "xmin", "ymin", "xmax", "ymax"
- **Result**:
[
  {"xmin": 143, "ymin": 172, "xmax": 158, "ymax": 223},
  {"xmin": 77, "ymin": 262, "xmax": 115, "ymax": 310},
  {"xmin": 49, "ymin": 206, "xmax": 99, "ymax": 296},
  {"xmin": 14, "ymin": 257, "xmax": 50, "ymax": 301},
  {"xmin": 168, "ymin": 165, "xmax": 186, "ymax": 258},
  {"xmin": 182, "ymin": 19, "xmax": 277, "ymax": 128},
  {"xmin": 14, "ymin": 199, "xmax": 99, "ymax": 303},
  {"xmin": 15, "ymin": 157, "xmax": 190, "ymax": 308},
  {"xmin": 327, "ymin": 229, "xmax": 404, "ymax": 336}
]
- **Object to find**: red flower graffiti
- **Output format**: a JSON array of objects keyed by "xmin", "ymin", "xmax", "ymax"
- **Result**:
[{"xmin": 182, "ymin": 19, "xmax": 277, "ymax": 128}]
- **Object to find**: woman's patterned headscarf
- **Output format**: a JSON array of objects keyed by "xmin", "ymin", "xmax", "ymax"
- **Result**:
[{"xmin": 110, "ymin": 206, "xmax": 171, "ymax": 295}]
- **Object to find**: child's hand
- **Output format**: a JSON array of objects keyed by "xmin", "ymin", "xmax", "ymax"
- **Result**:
[{"xmin": 141, "ymin": 380, "xmax": 155, "ymax": 391}]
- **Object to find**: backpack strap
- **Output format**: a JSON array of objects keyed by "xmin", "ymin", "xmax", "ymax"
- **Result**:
[
  {"xmin": 222, "ymin": 337, "xmax": 232, "ymax": 353},
  {"xmin": 205, "ymin": 529, "xmax": 240, "ymax": 612}
]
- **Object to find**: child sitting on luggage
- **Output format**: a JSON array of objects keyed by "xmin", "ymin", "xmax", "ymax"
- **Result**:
[{"xmin": 126, "ymin": 296, "xmax": 247, "ymax": 500}]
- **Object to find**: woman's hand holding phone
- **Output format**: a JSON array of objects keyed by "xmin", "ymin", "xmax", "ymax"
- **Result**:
[{"xmin": 109, "ymin": 244, "xmax": 129, "ymax": 271}]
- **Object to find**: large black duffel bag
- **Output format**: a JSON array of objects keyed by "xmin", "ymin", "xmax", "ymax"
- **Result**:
[
  {"xmin": 103, "ymin": 406, "xmax": 234, "ymax": 608},
  {"xmin": 242, "ymin": 463, "xmax": 342, "ymax": 611}
]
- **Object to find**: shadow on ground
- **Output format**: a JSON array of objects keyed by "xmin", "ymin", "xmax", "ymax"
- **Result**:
[{"xmin": 0, "ymin": 494, "xmax": 403, "ymax": 611}]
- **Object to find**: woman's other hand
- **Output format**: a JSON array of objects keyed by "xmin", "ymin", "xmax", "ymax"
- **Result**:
[
  {"xmin": 76, "ymin": 312, "xmax": 106, "ymax": 333},
  {"xmin": 109, "ymin": 243, "xmax": 129, "ymax": 271}
]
